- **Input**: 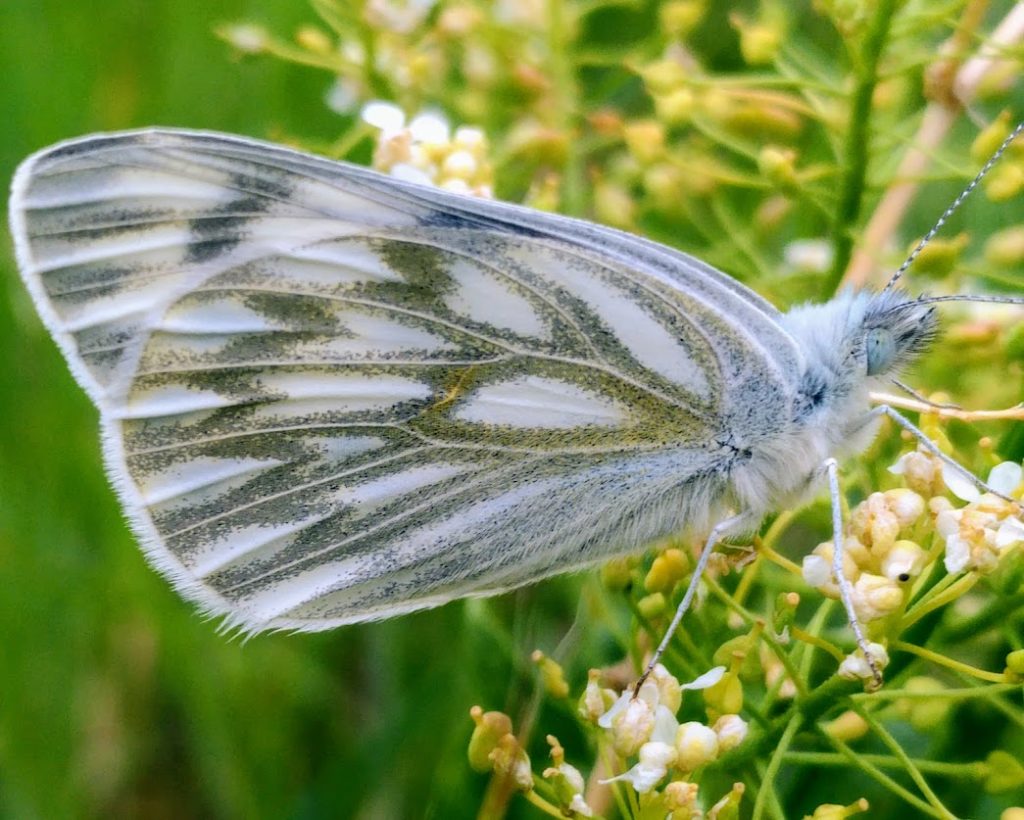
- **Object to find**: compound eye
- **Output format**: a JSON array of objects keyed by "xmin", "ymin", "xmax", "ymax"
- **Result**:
[{"xmin": 866, "ymin": 328, "xmax": 895, "ymax": 376}]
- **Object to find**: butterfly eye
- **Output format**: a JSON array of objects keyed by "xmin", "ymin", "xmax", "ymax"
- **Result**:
[{"xmin": 865, "ymin": 328, "xmax": 895, "ymax": 376}]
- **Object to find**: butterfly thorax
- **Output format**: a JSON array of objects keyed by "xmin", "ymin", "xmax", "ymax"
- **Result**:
[{"xmin": 724, "ymin": 290, "xmax": 937, "ymax": 516}]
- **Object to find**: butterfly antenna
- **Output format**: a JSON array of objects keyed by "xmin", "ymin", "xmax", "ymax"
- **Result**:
[{"xmin": 881, "ymin": 119, "xmax": 1024, "ymax": 295}]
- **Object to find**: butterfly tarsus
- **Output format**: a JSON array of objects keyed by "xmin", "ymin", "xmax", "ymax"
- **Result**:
[
  {"xmin": 825, "ymin": 457, "xmax": 883, "ymax": 690},
  {"xmin": 633, "ymin": 510, "xmax": 753, "ymax": 698}
]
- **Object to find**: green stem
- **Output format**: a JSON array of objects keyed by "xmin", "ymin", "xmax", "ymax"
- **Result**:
[
  {"xmin": 783, "ymin": 751, "xmax": 987, "ymax": 779},
  {"xmin": 825, "ymin": 0, "xmax": 899, "ymax": 295},
  {"xmin": 752, "ymin": 716, "xmax": 801, "ymax": 820}
]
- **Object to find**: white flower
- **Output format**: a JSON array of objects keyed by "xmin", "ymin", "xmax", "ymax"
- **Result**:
[
  {"xmin": 325, "ymin": 77, "xmax": 362, "ymax": 115},
  {"xmin": 783, "ymin": 238, "xmax": 834, "ymax": 273},
  {"xmin": 675, "ymin": 721, "xmax": 720, "ymax": 770},
  {"xmin": 881, "ymin": 540, "xmax": 927, "ymax": 582},
  {"xmin": 601, "ymin": 741, "xmax": 677, "ymax": 793},
  {"xmin": 851, "ymin": 573, "xmax": 903, "ymax": 621},
  {"xmin": 568, "ymin": 794, "xmax": 594, "ymax": 817},
  {"xmin": 942, "ymin": 460, "xmax": 1023, "ymax": 503},
  {"xmin": 364, "ymin": 0, "xmax": 437, "ymax": 34},
  {"xmin": 838, "ymin": 642, "xmax": 889, "ymax": 680},
  {"xmin": 936, "ymin": 497, "xmax": 1024, "ymax": 574},
  {"xmin": 713, "ymin": 714, "xmax": 749, "ymax": 752}
]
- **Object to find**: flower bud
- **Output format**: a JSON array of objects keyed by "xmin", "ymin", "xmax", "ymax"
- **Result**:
[
  {"xmin": 531, "ymin": 650, "xmax": 570, "ymax": 699},
  {"xmin": 654, "ymin": 87, "xmax": 697, "ymax": 125},
  {"xmin": 712, "ymin": 714, "xmax": 749, "ymax": 752},
  {"xmin": 893, "ymin": 676, "xmax": 950, "ymax": 731},
  {"xmin": 637, "ymin": 591, "xmax": 667, "ymax": 619},
  {"xmin": 972, "ymin": 111, "xmax": 1014, "ymax": 165},
  {"xmin": 650, "ymin": 663, "xmax": 683, "ymax": 714},
  {"xmin": 468, "ymin": 706, "xmax": 513, "ymax": 772},
  {"xmin": 579, "ymin": 669, "xmax": 617, "ymax": 722},
  {"xmin": 985, "ymin": 161, "xmax": 1024, "ymax": 202},
  {"xmin": 985, "ymin": 750, "xmax": 1024, "ymax": 793},
  {"xmin": 986, "ymin": 226, "xmax": 1024, "ymax": 268},
  {"xmin": 675, "ymin": 721, "xmax": 720, "ymax": 770},
  {"xmin": 623, "ymin": 120, "xmax": 666, "ymax": 165},
  {"xmin": 640, "ymin": 59, "xmax": 688, "ymax": 95},
  {"xmin": 822, "ymin": 710, "xmax": 870, "ymax": 742},
  {"xmin": 808, "ymin": 798, "xmax": 870, "ymax": 819},
  {"xmin": 646, "ymin": 548, "xmax": 691, "ymax": 593},
  {"xmin": 295, "ymin": 25, "xmax": 333, "ymax": 54},
  {"xmin": 905, "ymin": 234, "xmax": 968, "ymax": 279},
  {"xmin": 604, "ymin": 691, "xmax": 657, "ymax": 756},
  {"xmin": 882, "ymin": 488, "xmax": 927, "ymax": 529},
  {"xmin": 489, "ymin": 734, "xmax": 533, "ymax": 792},
  {"xmin": 838, "ymin": 642, "xmax": 890, "ymax": 681},
  {"xmin": 881, "ymin": 540, "xmax": 928, "ymax": 582},
  {"xmin": 1006, "ymin": 649, "xmax": 1024, "ymax": 676},
  {"xmin": 758, "ymin": 146, "xmax": 798, "ymax": 189},
  {"xmin": 660, "ymin": 0, "xmax": 706, "ymax": 37},
  {"xmin": 707, "ymin": 782, "xmax": 746, "ymax": 819},
  {"xmin": 851, "ymin": 574, "xmax": 903, "ymax": 621}
]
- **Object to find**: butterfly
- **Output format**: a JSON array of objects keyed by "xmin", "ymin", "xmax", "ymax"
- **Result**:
[{"xmin": 9, "ymin": 127, "xmax": 1022, "ymax": 682}]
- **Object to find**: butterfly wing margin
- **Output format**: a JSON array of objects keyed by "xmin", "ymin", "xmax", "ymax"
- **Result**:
[{"xmin": 9, "ymin": 129, "xmax": 801, "ymax": 630}]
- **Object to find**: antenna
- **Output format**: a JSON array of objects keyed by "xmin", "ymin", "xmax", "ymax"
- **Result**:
[{"xmin": 881, "ymin": 119, "xmax": 1024, "ymax": 294}]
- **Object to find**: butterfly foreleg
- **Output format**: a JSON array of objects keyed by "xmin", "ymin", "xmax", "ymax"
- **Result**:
[
  {"xmin": 823, "ymin": 457, "xmax": 882, "ymax": 688},
  {"xmin": 871, "ymin": 405, "xmax": 1013, "ymax": 502},
  {"xmin": 634, "ymin": 510, "xmax": 756, "ymax": 695}
]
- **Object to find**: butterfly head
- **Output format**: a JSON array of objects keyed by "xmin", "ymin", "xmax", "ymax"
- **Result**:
[{"xmin": 861, "ymin": 290, "xmax": 938, "ymax": 377}]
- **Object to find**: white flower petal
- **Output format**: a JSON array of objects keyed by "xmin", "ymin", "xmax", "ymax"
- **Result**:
[
  {"xmin": 888, "ymin": 453, "xmax": 910, "ymax": 475},
  {"xmin": 408, "ymin": 110, "xmax": 450, "ymax": 143},
  {"xmin": 681, "ymin": 665, "xmax": 726, "ymax": 690},
  {"xmin": 361, "ymin": 100, "xmax": 406, "ymax": 133},
  {"xmin": 597, "ymin": 691, "xmax": 631, "ymax": 729},
  {"xmin": 651, "ymin": 704, "xmax": 680, "ymax": 744},
  {"xmin": 943, "ymin": 534, "xmax": 970, "ymax": 574},
  {"xmin": 802, "ymin": 553, "xmax": 831, "ymax": 587},
  {"xmin": 995, "ymin": 516, "xmax": 1024, "ymax": 550},
  {"xmin": 988, "ymin": 461, "xmax": 1023, "ymax": 496},
  {"xmin": 942, "ymin": 463, "xmax": 981, "ymax": 503}
]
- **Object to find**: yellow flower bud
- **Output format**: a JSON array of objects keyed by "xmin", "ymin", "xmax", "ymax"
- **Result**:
[
  {"xmin": 468, "ymin": 706, "xmax": 514, "ymax": 772},
  {"xmin": 906, "ymin": 233, "xmax": 969, "ymax": 279},
  {"xmin": 985, "ymin": 226, "xmax": 1024, "ymax": 268},
  {"xmin": 665, "ymin": 779, "xmax": 701, "ymax": 816},
  {"xmin": 852, "ymin": 573, "xmax": 903, "ymax": 621},
  {"xmin": 593, "ymin": 179, "xmax": 636, "ymax": 230},
  {"xmin": 654, "ymin": 87, "xmax": 698, "ymax": 125},
  {"xmin": 807, "ymin": 798, "xmax": 870, "ymax": 819},
  {"xmin": 1006, "ymin": 649, "xmax": 1024, "ymax": 676},
  {"xmin": 732, "ymin": 15, "xmax": 782, "ymax": 65},
  {"xmin": 713, "ymin": 714, "xmax": 749, "ymax": 752},
  {"xmin": 985, "ymin": 750, "xmax": 1024, "ymax": 793},
  {"xmin": 881, "ymin": 540, "xmax": 928, "ymax": 583},
  {"xmin": 295, "ymin": 25, "xmax": 333, "ymax": 54},
  {"xmin": 637, "ymin": 591, "xmax": 667, "ymax": 619},
  {"xmin": 645, "ymin": 548, "xmax": 691, "ymax": 593},
  {"xmin": 758, "ymin": 146, "xmax": 798, "ymax": 189},
  {"xmin": 531, "ymin": 650, "xmax": 570, "ymax": 699},
  {"xmin": 822, "ymin": 710, "xmax": 870, "ymax": 742},
  {"xmin": 703, "ymin": 665, "xmax": 743, "ymax": 719},
  {"xmin": 579, "ymin": 669, "xmax": 617, "ymax": 722},
  {"xmin": 489, "ymin": 734, "xmax": 534, "ymax": 792},
  {"xmin": 675, "ymin": 721, "xmax": 719, "ymax": 770},
  {"xmin": 660, "ymin": 0, "xmax": 706, "ymax": 37},
  {"xmin": 893, "ymin": 677, "xmax": 950, "ymax": 731},
  {"xmin": 601, "ymin": 557, "xmax": 634, "ymax": 591},
  {"xmin": 972, "ymin": 111, "xmax": 1014, "ymax": 165},
  {"xmin": 985, "ymin": 161, "xmax": 1024, "ymax": 202},
  {"xmin": 707, "ymin": 782, "xmax": 746, "ymax": 819},
  {"xmin": 641, "ymin": 59, "xmax": 688, "ymax": 95},
  {"xmin": 623, "ymin": 120, "xmax": 666, "ymax": 165}
]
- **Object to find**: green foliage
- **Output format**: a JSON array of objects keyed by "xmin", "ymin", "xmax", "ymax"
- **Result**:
[{"xmin": 1, "ymin": 0, "xmax": 1023, "ymax": 818}]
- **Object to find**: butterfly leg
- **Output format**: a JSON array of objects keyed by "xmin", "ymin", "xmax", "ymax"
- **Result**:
[
  {"xmin": 871, "ymin": 405, "xmax": 1014, "ymax": 502},
  {"xmin": 823, "ymin": 457, "xmax": 882, "ymax": 689},
  {"xmin": 634, "ymin": 510, "xmax": 754, "ymax": 695}
]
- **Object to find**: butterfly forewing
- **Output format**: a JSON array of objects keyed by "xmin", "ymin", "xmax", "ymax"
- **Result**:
[{"xmin": 10, "ymin": 129, "xmax": 802, "ymax": 630}]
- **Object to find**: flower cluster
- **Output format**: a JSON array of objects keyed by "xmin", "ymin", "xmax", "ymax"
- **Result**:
[
  {"xmin": 360, "ymin": 101, "xmax": 494, "ymax": 196},
  {"xmin": 803, "ymin": 451, "xmax": 1024, "ymax": 640}
]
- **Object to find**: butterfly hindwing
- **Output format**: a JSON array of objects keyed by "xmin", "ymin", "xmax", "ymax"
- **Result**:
[{"xmin": 10, "ymin": 129, "xmax": 801, "ymax": 630}]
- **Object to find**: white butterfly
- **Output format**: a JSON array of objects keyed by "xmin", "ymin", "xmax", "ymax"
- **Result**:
[{"xmin": 8, "ymin": 128, "xmax": 1018, "ymax": 676}]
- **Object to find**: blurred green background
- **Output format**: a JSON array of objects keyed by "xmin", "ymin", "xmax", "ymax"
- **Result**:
[
  {"xmin": 2, "ymin": 1, "xmax": 1023, "ymax": 818},
  {"xmin": 0, "ymin": 2, "xmax": 588, "ymax": 817}
]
